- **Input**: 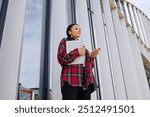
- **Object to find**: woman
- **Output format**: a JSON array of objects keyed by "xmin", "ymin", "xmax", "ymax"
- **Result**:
[{"xmin": 57, "ymin": 24, "xmax": 100, "ymax": 100}]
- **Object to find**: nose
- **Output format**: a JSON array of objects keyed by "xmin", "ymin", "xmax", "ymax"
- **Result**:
[{"xmin": 77, "ymin": 31, "xmax": 81, "ymax": 34}]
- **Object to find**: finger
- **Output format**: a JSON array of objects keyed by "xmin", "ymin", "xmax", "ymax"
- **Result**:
[
  {"xmin": 91, "ymin": 52, "xmax": 94, "ymax": 57},
  {"xmin": 96, "ymin": 49, "xmax": 100, "ymax": 53},
  {"xmin": 94, "ymin": 52, "xmax": 96, "ymax": 57},
  {"xmin": 92, "ymin": 49, "xmax": 96, "ymax": 52},
  {"xmin": 94, "ymin": 50, "xmax": 98, "ymax": 54}
]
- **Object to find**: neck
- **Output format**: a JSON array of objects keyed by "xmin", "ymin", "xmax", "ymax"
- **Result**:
[
  {"xmin": 74, "ymin": 38, "xmax": 78, "ymax": 40},
  {"xmin": 72, "ymin": 36, "xmax": 79, "ymax": 40},
  {"xmin": 69, "ymin": 36, "xmax": 79, "ymax": 40}
]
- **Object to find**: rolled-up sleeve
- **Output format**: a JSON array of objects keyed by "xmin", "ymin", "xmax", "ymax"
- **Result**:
[{"xmin": 57, "ymin": 39, "xmax": 80, "ymax": 66}]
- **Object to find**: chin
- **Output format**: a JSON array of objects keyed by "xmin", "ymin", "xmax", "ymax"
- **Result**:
[{"xmin": 76, "ymin": 36, "xmax": 80, "ymax": 39}]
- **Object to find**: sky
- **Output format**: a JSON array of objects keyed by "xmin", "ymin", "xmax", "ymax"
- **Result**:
[
  {"xmin": 19, "ymin": 0, "xmax": 43, "ymax": 88},
  {"xmin": 19, "ymin": 0, "xmax": 150, "ymax": 88},
  {"xmin": 127, "ymin": 0, "xmax": 150, "ymax": 18}
]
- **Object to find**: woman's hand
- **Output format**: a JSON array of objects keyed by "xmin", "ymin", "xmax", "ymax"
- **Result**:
[
  {"xmin": 78, "ymin": 47, "xmax": 86, "ymax": 56},
  {"xmin": 90, "ymin": 48, "xmax": 101, "ymax": 59}
]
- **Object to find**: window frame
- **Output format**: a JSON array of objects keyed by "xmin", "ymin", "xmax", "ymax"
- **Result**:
[{"xmin": 0, "ymin": 0, "xmax": 9, "ymax": 48}]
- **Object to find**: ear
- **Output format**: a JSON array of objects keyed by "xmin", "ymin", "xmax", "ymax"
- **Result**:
[{"xmin": 68, "ymin": 30, "xmax": 71, "ymax": 35}]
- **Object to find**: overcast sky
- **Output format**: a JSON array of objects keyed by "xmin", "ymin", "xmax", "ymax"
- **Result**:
[
  {"xmin": 127, "ymin": 0, "xmax": 150, "ymax": 18},
  {"xmin": 19, "ymin": 0, "xmax": 43, "ymax": 88}
]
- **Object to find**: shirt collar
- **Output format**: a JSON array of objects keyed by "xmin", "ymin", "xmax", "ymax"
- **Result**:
[{"xmin": 67, "ymin": 37, "xmax": 79, "ymax": 41}]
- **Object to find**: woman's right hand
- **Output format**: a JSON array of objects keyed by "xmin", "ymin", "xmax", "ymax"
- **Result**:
[{"xmin": 78, "ymin": 47, "xmax": 86, "ymax": 56}]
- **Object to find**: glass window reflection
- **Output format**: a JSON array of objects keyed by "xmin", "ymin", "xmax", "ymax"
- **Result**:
[
  {"xmin": 19, "ymin": 0, "xmax": 43, "ymax": 90},
  {"xmin": 0, "ymin": 0, "xmax": 2, "ymax": 10}
]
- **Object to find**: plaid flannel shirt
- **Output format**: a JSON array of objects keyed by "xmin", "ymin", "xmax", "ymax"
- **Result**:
[{"xmin": 57, "ymin": 38, "xmax": 97, "ymax": 92}]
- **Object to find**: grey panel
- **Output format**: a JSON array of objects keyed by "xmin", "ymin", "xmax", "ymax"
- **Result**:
[
  {"xmin": 0, "ymin": 0, "xmax": 26, "ymax": 99},
  {"xmin": 133, "ymin": 7, "xmax": 144, "ymax": 41},
  {"xmin": 119, "ymin": 18, "xmax": 142, "ymax": 99},
  {"xmin": 127, "ymin": 27, "xmax": 150, "ymax": 99},
  {"xmin": 102, "ymin": 0, "xmax": 126, "ymax": 99},
  {"xmin": 51, "ymin": 0, "xmax": 69, "ymax": 100},
  {"xmin": 75, "ymin": 0, "xmax": 97, "ymax": 99}
]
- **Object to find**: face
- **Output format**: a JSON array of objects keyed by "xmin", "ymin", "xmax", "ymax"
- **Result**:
[{"xmin": 68, "ymin": 25, "xmax": 81, "ymax": 39}]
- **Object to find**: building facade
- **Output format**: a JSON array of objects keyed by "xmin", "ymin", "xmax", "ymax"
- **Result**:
[{"xmin": 0, "ymin": 0, "xmax": 150, "ymax": 100}]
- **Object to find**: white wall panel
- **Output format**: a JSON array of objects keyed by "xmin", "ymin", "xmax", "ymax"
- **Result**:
[
  {"xmin": 75, "ymin": 0, "xmax": 98, "ymax": 99},
  {"xmin": 0, "ymin": 0, "xmax": 26, "ymax": 99},
  {"xmin": 118, "ymin": 18, "xmax": 142, "ymax": 99},
  {"xmin": 127, "ymin": 27, "xmax": 150, "ymax": 99},
  {"xmin": 51, "ymin": 0, "xmax": 68, "ymax": 100},
  {"xmin": 75, "ymin": 0, "xmax": 92, "ymax": 51},
  {"xmin": 90, "ymin": 0, "xmax": 117, "ymax": 99},
  {"xmin": 133, "ymin": 7, "xmax": 144, "ymax": 42},
  {"xmin": 137, "ymin": 10, "xmax": 149, "ymax": 47},
  {"xmin": 123, "ymin": 1, "xmax": 132, "ymax": 26},
  {"xmin": 128, "ymin": 4, "xmax": 138, "ymax": 35},
  {"xmin": 111, "ymin": 7, "xmax": 142, "ymax": 99},
  {"xmin": 142, "ymin": 15, "xmax": 150, "ymax": 47},
  {"xmin": 146, "ymin": 18, "xmax": 150, "ymax": 45},
  {"xmin": 102, "ymin": 0, "xmax": 127, "ymax": 99}
]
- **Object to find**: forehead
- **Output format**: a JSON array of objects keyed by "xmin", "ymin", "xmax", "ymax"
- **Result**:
[{"xmin": 71, "ymin": 25, "xmax": 80, "ymax": 29}]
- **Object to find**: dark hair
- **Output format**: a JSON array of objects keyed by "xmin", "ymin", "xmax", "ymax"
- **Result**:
[{"xmin": 66, "ymin": 23, "xmax": 79, "ymax": 37}]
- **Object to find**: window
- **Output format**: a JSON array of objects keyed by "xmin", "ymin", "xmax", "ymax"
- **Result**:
[
  {"xmin": 0, "ymin": 0, "xmax": 9, "ymax": 47},
  {"xmin": 19, "ymin": 0, "xmax": 44, "ymax": 93},
  {"xmin": 0, "ymin": 0, "xmax": 3, "ymax": 9}
]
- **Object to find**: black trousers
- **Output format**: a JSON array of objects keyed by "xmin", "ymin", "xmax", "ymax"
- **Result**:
[{"xmin": 62, "ymin": 83, "xmax": 91, "ymax": 100}]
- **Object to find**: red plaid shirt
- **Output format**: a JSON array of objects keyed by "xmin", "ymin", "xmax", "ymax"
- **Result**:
[{"xmin": 57, "ymin": 38, "xmax": 97, "ymax": 91}]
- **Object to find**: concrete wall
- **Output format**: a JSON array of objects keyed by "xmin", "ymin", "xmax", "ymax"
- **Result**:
[{"xmin": 0, "ymin": 0, "xmax": 26, "ymax": 99}]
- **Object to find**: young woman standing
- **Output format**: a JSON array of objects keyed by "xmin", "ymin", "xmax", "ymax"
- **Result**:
[{"xmin": 57, "ymin": 24, "xmax": 100, "ymax": 100}]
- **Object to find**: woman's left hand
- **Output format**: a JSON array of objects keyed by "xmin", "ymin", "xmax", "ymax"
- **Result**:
[{"xmin": 90, "ymin": 48, "xmax": 101, "ymax": 59}]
